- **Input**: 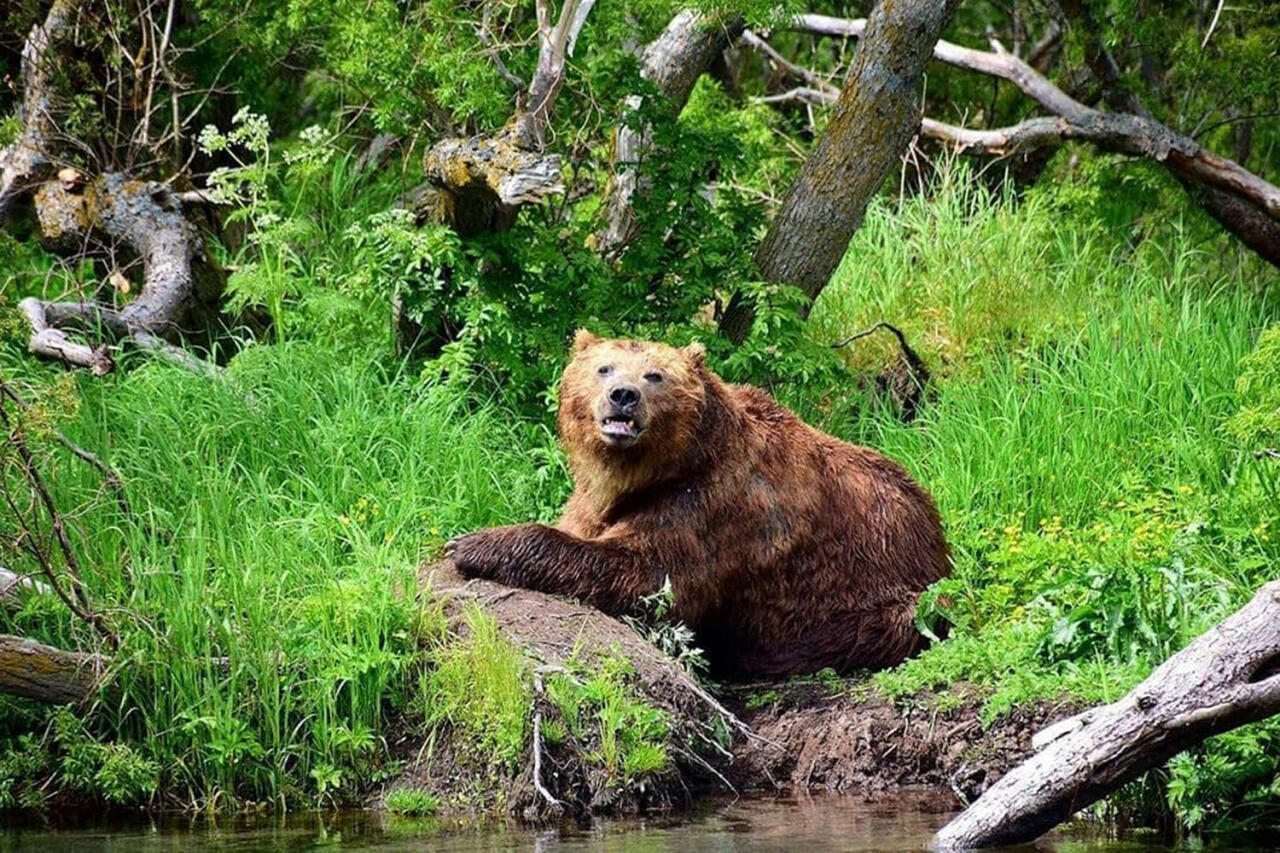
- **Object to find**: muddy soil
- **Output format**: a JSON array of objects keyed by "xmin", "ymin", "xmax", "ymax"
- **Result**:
[
  {"xmin": 384, "ymin": 565, "xmax": 1080, "ymax": 818},
  {"xmin": 723, "ymin": 681, "xmax": 1082, "ymax": 804}
]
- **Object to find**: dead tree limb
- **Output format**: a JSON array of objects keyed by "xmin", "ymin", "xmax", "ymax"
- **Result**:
[
  {"xmin": 786, "ymin": 14, "xmax": 1280, "ymax": 266},
  {"xmin": 1, "ymin": 568, "xmax": 52, "ymax": 609},
  {"xmin": 413, "ymin": 0, "xmax": 599, "ymax": 235},
  {"xmin": 2, "ymin": 1, "xmax": 226, "ymax": 373},
  {"xmin": 933, "ymin": 579, "xmax": 1280, "ymax": 850},
  {"xmin": 0, "ymin": 634, "xmax": 106, "ymax": 705},
  {"xmin": 597, "ymin": 10, "xmax": 745, "ymax": 253},
  {"xmin": 0, "ymin": 0, "xmax": 75, "ymax": 221}
]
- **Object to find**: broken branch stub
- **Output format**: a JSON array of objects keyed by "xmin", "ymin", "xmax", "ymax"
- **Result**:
[
  {"xmin": 418, "ymin": 135, "xmax": 564, "ymax": 235},
  {"xmin": 933, "ymin": 579, "xmax": 1280, "ymax": 849}
]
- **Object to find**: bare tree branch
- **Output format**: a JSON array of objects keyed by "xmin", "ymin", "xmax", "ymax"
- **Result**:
[
  {"xmin": 0, "ymin": 390, "xmax": 113, "ymax": 643},
  {"xmin": 741, "ymin": 30, "xmax": 837, "ymax": 96},
  {"xmin": 0, "ymin": 377, "xmax": 130, "ymax": 516},
  {"xmin": 511, "ymin": 0, "xmax": 599, "ymax": 150},
  {"xmin": 783, "ymin": 13, "xmax": 1280, "ymax": 265},
  {"xmin": 0, "ymin": 0, "xmax": 76, "ymax": 221}
]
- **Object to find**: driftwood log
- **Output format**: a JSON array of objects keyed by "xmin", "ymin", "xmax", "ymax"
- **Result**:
[
  {"xmin": 934, "ymin": 578, "xmax": 1280, "ymax": 849},
  {"xmin": 0, "ymin": 634, "xmax": 105, "ymax": 705}
]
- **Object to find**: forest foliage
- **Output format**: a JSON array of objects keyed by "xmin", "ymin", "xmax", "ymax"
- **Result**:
[{"xmin": 0, "ymin": 0, "xmax": 1277, "ymax": 835}]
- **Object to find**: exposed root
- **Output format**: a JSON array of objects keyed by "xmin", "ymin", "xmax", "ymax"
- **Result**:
[{"xmin": 19, "ymin": 298, "xmax": 116, "ymax": 375}]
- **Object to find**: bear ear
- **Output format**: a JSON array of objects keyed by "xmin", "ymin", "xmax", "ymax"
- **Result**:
[
  {"xmin": 683, "ymin": 341, "xmax": 707, "ymax": 368},
  {"xmin": 572, "ymin": 329, "xmax": 601, "ymax": 354}
]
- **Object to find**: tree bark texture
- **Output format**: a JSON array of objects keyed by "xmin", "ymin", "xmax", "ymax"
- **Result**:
[
  {"xmin": 721, "ymin": 1, "xmax": 958, "ymax": 344},
  {"xmin": 597, "ymin": 11, "xmax": 744, "ymax": 254},
  {"xmin": 934, "ymin": 579, "xmax": 1280, "ymax": 849},
  {"xmin": 0, "ymin": 634, "xmax": 105, "ymax": 705},
  {"xmin": 412, "ymin": 0, "xmax": 599, "ymax": 236},
  {"xmin": 786, "ymin": 14, "xmax": 1280, "ymax": 267},
  {"xmin": 0, "ymin": 0, "xmax": 75, "ymax": 221},
  {"xmin": 18, "ymin": 172, "xmax": 225, "ymax": 371}
]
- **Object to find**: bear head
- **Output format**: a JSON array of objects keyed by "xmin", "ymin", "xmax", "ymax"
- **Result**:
[{"xmin": 558, "ymin": 330, "xmax": 709, "ymax": 476}]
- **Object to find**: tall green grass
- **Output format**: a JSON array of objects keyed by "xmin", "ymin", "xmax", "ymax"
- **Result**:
[
  {"xmin": 810, "ymin": 169, "xmax": 1277, "ymax": 831},
  {"xmin": 3, "ymin": 343, "xmax": 564, "ymax": 807}
]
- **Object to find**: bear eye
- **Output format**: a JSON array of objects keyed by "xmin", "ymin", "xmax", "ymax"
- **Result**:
[
  {"xmin": 643, "ymin": 372, "xmax": 664, "ymax": 383},
  {"xmin": 597, "ymin": 365, "xmax": 614, "ymax": 376}
]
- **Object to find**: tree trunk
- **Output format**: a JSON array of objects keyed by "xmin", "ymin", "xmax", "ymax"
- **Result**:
[
  {"xmin": 0, "ymin": 0, "xmax": 74, "ymax": 221},
  {"xmin": 597, "ymin": 10, "xmax": 744, "ymax": 254},
  {"xmin": 720, "ymin": 1, "xmax": 958, "ymax": 344},
  {"xmin": 933, "ymin": 579, "xmax": 1280, "ymax": 849},
  {"xmin": 0, "ymin": 634, "xmax": 106, "ymax": 705}
]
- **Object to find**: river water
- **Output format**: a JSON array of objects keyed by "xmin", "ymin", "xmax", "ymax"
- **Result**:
[{"xmin": 0, "ymin": 792, "xmax": 1258, "ymax": 851}]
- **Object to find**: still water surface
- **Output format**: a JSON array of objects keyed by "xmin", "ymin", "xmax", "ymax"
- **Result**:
[{"xmin": 0, "ymin": 792, "xmax": 1256, "ymax": 852}]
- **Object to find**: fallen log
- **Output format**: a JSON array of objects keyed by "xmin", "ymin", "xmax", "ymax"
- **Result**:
[
  {"xmin": 0, "ymin": 634, "xmax": 106, "ymax": 705},
  {"xmin": 933, "ymin": 579, "xmax": 1280, "ymax": 849}
]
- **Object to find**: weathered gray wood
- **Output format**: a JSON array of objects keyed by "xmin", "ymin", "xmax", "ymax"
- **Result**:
[
  {"xmin": 0, "ymin": 568, "xmax": 52, "ymax": 608},
  {"xmin": 0, "ymin": 0, "xmax": 75, "ymax": 220},
  {"xmin": 597, "ymin": 10, "xmax": 744, "ymax": 253},
  {"xmin": 933, "ymin": 579, "xmax": 1280, "ymax": 849},
  {"xmin": 510, "ymin": 0, "xmax": 598, "ymax": 150},
  {"xmin": 787, "ymin": 13, "xmax": 1280, "ymax": 266},
  {"xmin": 0, "ymin": 634, "xmax": 106, "ymax": 705},
  {"xmin": 3, "ymin": 1, "xmax": 224, "ymax": 373}
]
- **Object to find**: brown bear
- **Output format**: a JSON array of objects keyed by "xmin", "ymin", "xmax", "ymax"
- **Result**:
[{"xmin": 447, "ymin": 331, "xmax": 951, "ymax": 678}]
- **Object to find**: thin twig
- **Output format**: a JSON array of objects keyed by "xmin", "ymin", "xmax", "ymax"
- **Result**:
[
  {"xmin": 0, "ymin": 394, "xmax": 115, "ymax": 645},
  {"xmin": 530, "ymin": 672, "xmax": 563, "ymax": 813},
  {"xmin": 0, "ymin": 376, "xmax": 130, "ymax": 516},
  {"xmin": 1201, "ymin": 0, "xmax": 1226, "ymax": 49}
]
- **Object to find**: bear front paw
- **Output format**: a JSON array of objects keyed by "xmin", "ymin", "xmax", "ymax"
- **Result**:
[{"xmin": 445, "ymin": 528, "xmax": 514, "ymax": 581}]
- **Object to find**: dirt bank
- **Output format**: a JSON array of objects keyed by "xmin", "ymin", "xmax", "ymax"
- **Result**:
[
  {"xmin": 724, "ymin": 681, "xmax": 1082, "ymax": 804},
  {"xmin": 381, "ymin": 565, "xmax": 1080, "ymax": 819}
]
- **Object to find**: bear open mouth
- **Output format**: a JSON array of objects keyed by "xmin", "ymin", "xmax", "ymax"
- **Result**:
[{"xmin": 600, "ymin": 415, "xmax": 641, "ymax": 444}]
